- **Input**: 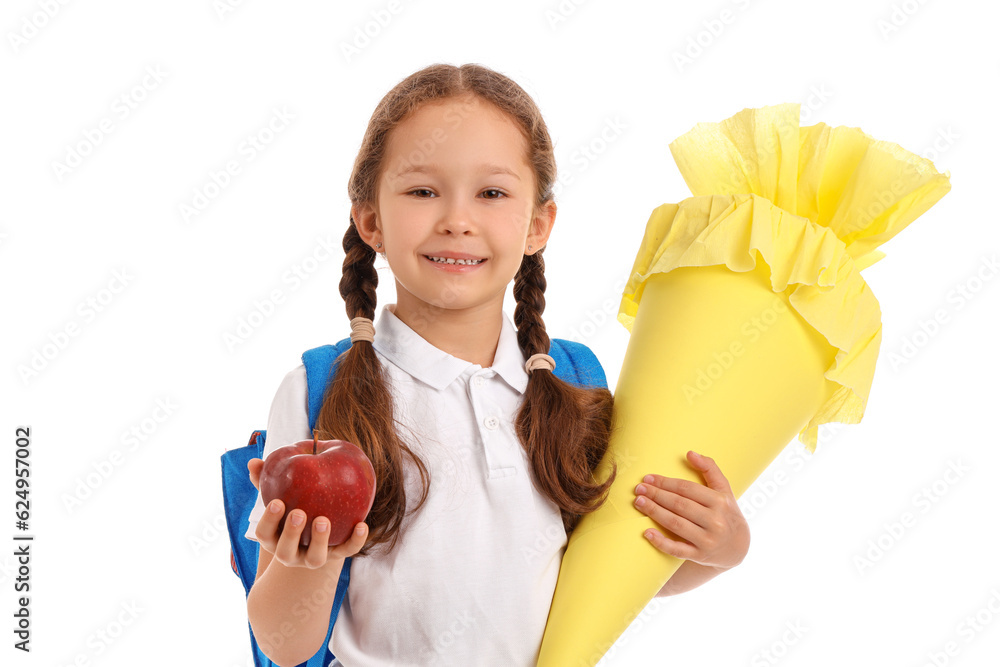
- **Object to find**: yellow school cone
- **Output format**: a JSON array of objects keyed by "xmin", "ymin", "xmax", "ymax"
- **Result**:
[{"xmin": 536, "ymin": 103, "xmax": 951, "ymax": 667}]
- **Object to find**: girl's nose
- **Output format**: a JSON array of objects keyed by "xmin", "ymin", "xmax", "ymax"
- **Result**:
[{"xmin": 437, "ymin": 200, "xmax": 475, "ymax": 234}]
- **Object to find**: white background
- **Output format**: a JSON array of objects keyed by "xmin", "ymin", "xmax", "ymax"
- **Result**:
[{"xmin": 2, "ymin": 0, "xmax": 997, "ymax": 665}]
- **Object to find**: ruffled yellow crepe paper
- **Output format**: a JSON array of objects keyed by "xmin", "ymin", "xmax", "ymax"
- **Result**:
[{"xmin": 536, "ymin": 103, "xmax": 951, "ymax": 667}]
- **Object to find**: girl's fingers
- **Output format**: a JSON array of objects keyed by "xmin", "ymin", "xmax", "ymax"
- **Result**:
[
  {"xmin": 247, "ymin": 458, "xmax": 264, "ymax": 490},
  {"xmin": 635, "ymin": 492, "xmax": 704, "ymax": 544},
  {"xmin": 254, "ymin": 498, "xmax": 285, "ymax": 553},
  {"xmin": 304, "ymin": 517, "xmax": 331, "ymax": 568},
  {"xmin": 650, "ymin": 487, "xmax": 713, "ymax": 530},
  {"xmin": 273, "ymin": 509, "xmax": 308, "ymax": 565},
  {"xmin": 643, "ymin": 475, "xmax": 716, "ymax": 509},
  {"xmin": 333, "ymin": 522, "xmax": 368, "ymax": 559},
  {"xmin": 644, "ymin": 528, "xmax": 699, "ymax": 561},
  {"xmin": 687, "ymin": 451, "xmax": 734, "ymax": 496}
]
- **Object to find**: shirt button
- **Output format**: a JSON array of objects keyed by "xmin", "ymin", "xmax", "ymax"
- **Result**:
[
  {"xmin": 474, "ymin": 376, "xmax": 485, "ymax": 387},
  {"xmin": 484, "ymin": 416, "xmax": 499, "ymax": 430}
]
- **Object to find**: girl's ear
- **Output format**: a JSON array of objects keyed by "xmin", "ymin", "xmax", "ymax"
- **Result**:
[
  {"xmin": 352, "ymin": 203, "xmax": 382, "ymax": 248},
  {"xmin": 526, "ymin": 200, "xmax": 557, "ymax": 254}
]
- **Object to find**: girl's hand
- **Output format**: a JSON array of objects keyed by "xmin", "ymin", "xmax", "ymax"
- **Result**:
[
  {"xmin": 247, "ymin": 457, "xmax": 369, "ymax": 568},
  {"xmin": 633, "ymin": 450, "xmax": 750, "ymax": 570}
]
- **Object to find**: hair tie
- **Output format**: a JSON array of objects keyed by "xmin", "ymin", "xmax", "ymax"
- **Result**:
[
  {"xmin": 525, "ymin": 353, "xmax": 555, "ymax": 374},
  {"xmin": 350, "ymin": 317, "xmax": 375, "ymax": 343}
]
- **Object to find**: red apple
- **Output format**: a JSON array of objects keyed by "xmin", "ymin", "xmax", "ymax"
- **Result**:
[{"xmin": 259, "ymin": 432, "xmax": 377, "ymax": 547}]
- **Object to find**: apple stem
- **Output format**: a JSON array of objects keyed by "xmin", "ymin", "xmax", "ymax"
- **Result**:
[{"xmin": 312, "ymin": 430, "xmax": 317, "ymax": 455}]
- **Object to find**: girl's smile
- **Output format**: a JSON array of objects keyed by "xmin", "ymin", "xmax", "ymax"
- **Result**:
[{"xmin": 422, "ymin": 253, "xmax": 489, "ymax": 272}]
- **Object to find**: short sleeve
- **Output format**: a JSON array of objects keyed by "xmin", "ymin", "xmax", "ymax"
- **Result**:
[{"xmin": 244, "ymin": 365, "xmax": 312, "ymax": 541}]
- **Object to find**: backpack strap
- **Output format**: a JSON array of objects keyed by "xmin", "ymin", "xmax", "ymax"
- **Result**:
[{"xmin": 303, "ymin": 337, "xmax": 353, "ymax": 432}]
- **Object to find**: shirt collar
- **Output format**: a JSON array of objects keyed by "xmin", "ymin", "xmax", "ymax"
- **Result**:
[{"xmin": 371, "ymin": 304, "xmax": 529, "ymax": 394}]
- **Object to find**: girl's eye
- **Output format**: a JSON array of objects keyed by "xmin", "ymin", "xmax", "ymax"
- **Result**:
[{"xmin": 406, "ymin": 188, "xmax": 507, "ymax": 199}]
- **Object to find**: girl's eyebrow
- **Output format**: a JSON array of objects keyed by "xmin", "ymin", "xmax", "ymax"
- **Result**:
[{"xmin": 393, "ymin": 163, "xmax": 521, "ymax": 181}]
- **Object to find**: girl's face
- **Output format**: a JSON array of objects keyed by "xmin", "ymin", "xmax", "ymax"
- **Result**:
[{"xmin": 357, "ymin": 94, "xmax": 555, "ymax": 318}]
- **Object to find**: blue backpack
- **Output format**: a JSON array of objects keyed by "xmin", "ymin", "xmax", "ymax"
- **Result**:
[{"xmin": 221, "ymin": 335, "xmax": 608, "ymax": 667}]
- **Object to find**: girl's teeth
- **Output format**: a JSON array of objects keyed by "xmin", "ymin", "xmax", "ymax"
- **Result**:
[{"xmin": 428, "ymin": 256, "xmax": 483, "ymax": 265}]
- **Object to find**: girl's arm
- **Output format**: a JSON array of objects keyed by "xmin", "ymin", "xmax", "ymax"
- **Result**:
[
  {"xmin": 245, "ymin": 457, "xmax": 369, "ymax": 667},
  {"xmin": 247, "ymin": 547, "xmax": 346, "ymax": 667},
  {"xmin": 654, "ymin": 560, "xmax": 730, "ymax": 597}
]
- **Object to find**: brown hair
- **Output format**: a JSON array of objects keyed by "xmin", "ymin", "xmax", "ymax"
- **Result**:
[{"xmin": 314, "ymin": 63, "xmax": 618, "ymax": 557}]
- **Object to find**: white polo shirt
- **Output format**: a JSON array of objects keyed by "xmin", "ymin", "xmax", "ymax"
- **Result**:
[{"xmin": 245, "ymin": 303, "xmax": 570, "ymax": 666}]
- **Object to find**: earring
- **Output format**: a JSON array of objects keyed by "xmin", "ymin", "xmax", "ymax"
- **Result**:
[
  {"xmin": 528, "ymin": 245, "xmax": 532, "ymax": 251},
  {"xmin": 376, "ymin": 242, "xmax": 382, "ymax": 249}
]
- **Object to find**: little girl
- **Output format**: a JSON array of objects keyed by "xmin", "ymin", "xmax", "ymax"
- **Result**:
[{"xmin": 243, "ymin": 62, "xmax": 750, "ymax": 666}]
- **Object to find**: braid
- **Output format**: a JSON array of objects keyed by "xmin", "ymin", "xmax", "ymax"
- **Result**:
[
  {"xmin": 340, "ymin": 217, "xmax": 378, "ymax": 320},
  {"xmin": 312, "ymin": 217, "xmax": 432, "ymax": 557},
  {"xmin": 513, "ymin": 247, "xmax": 618, "ymax": 534},
  {"xmin": 512, "ymin": 250, "xmax": 551, "ymax": 360}
]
